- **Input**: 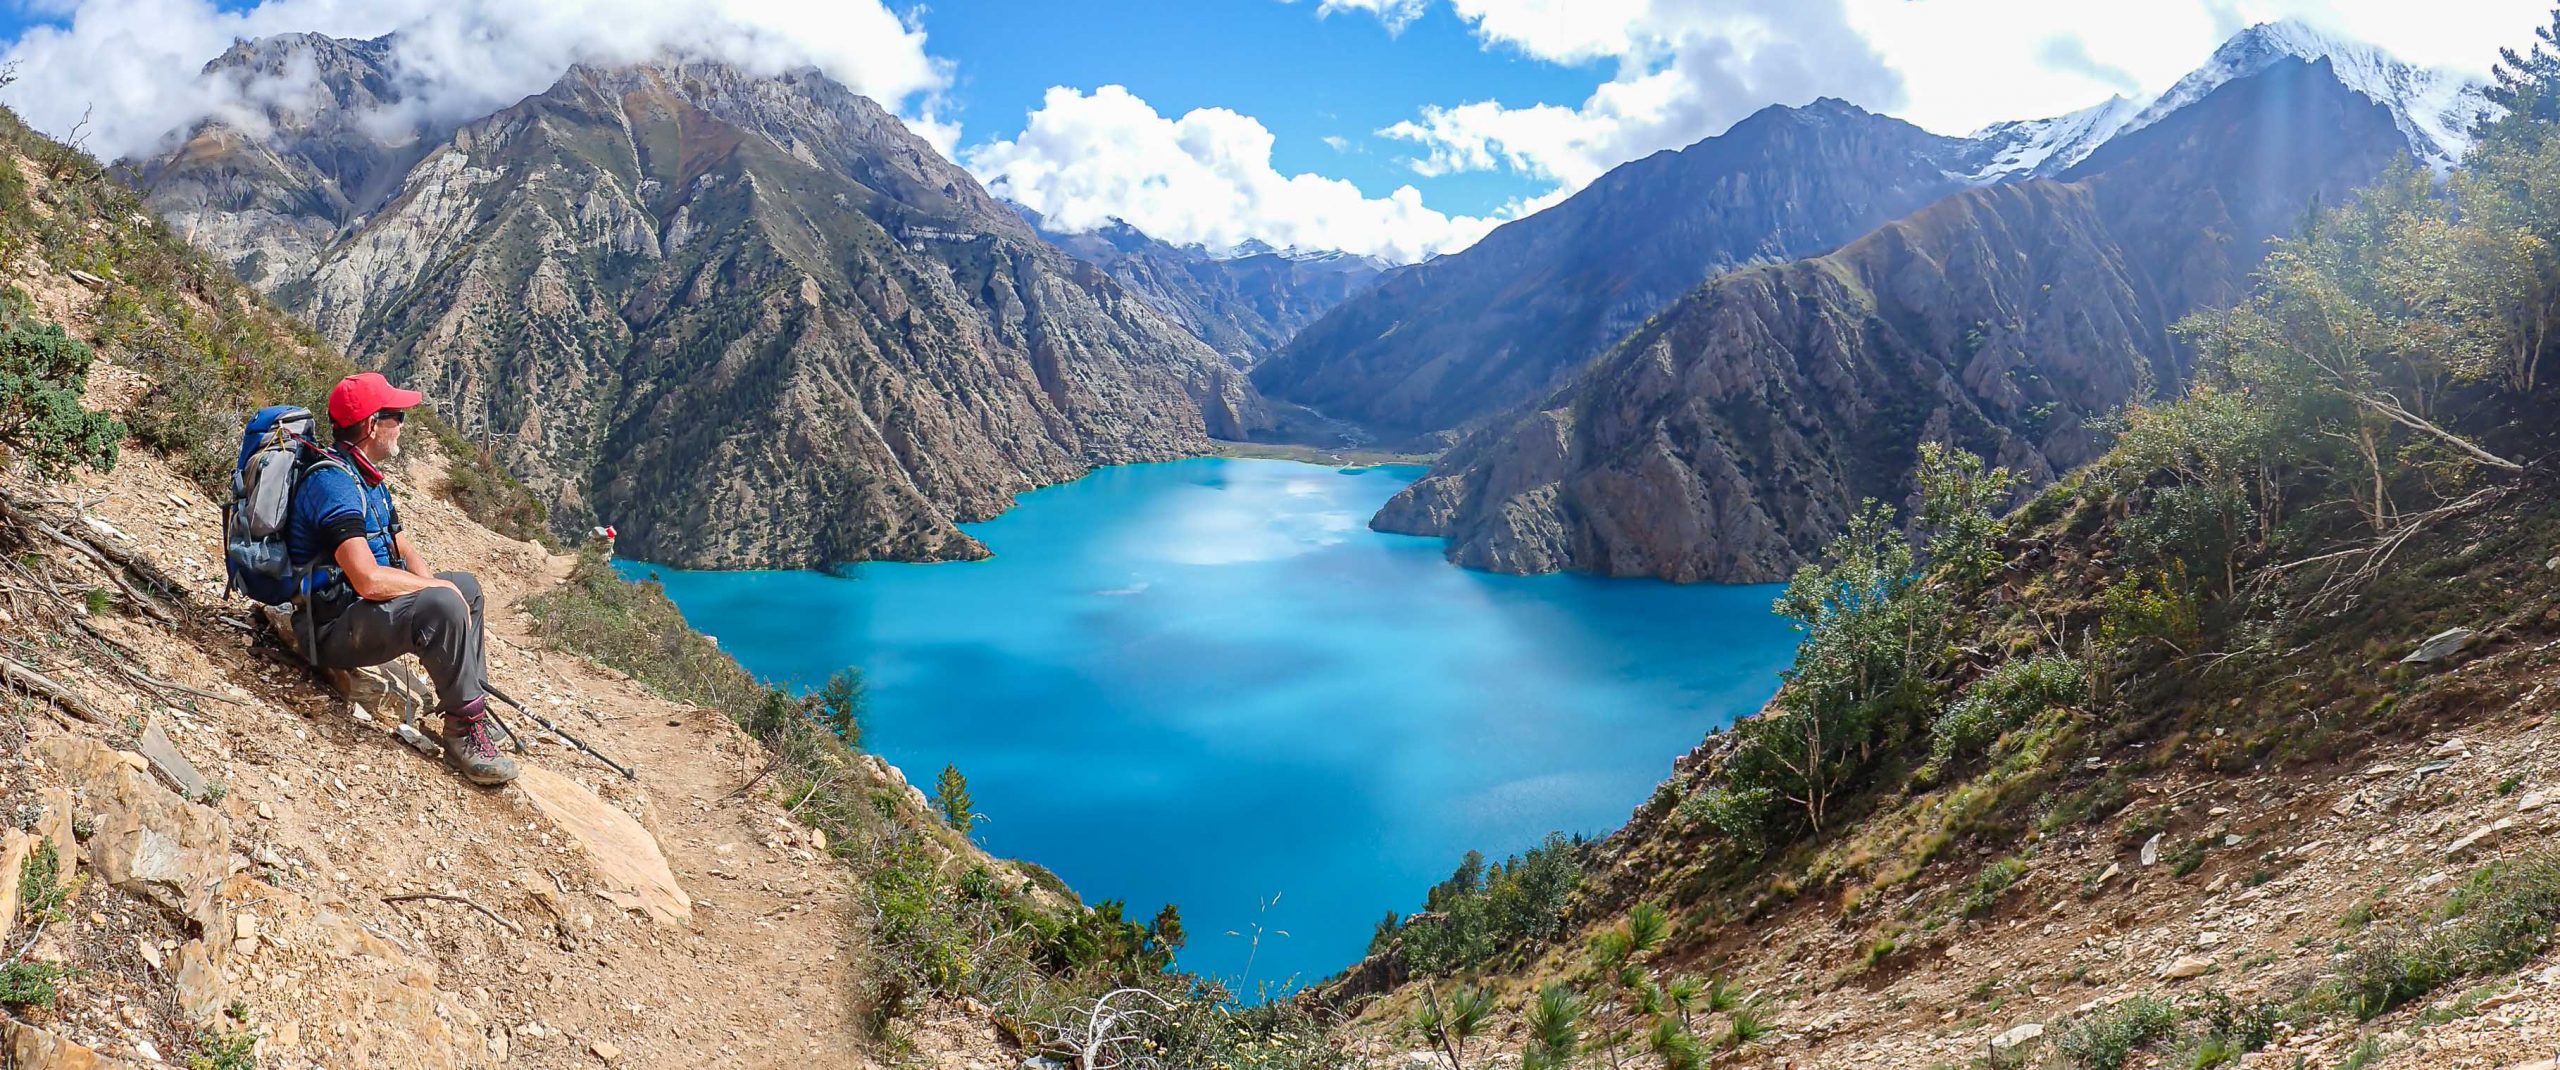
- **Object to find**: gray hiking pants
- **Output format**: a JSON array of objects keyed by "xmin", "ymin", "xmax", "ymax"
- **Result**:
[{"xmin": 313, "ymin": 571, "xmax": 487, "ymax": 713}]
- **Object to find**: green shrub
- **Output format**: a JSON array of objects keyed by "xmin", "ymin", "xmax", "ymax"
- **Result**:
[
  {"xmin": 0, "ymin": 288, "xmax": 120, "ymax": 480},
  {"xmin": 2325, "ymin": 854, "xmax": 2560, "ymax": 1020},
  {"xmin": 2055, "ymin": 997, "xmax": 2181, "ymax": 1070},
  {"xmin": 1931, "ymin": 655, "xmax": 2087, "ymax": 770},
  {"xmin": 186, "ymin": 1026, "xmax": 260, "ymax": 1070},
  {"xmin": 0, "ymin": 961, "xmax": 71, "ymax": 1008},
  {"xmin": 1674, "ymin": 785, "xmax": 1773, "ymax": 851},
  {"xmin": 935, "ymin": 763, "xmax": 977, "ymax": 834},
  {"xmin": 2099, "ymin": 568, "xmax": 2202, "ymax": 655},
  {"xmin": 1960, "ymin": 857, "xmax": 2030, "ymax": 918},
  {"xmin": 438, "ymin": 436, "xmax": 550, "ymax": 544}
]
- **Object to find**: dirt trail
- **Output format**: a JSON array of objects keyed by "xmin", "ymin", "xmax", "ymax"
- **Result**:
[{"xmin": 0, "ymin": 338, "xmax": 1015, "ymax": 1068}]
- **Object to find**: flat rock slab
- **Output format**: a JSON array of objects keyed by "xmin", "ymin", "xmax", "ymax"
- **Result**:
[
  {"xmin": 2402, "ymin": 627, "xmax": 2478, "ymax": 664},
  {"xmin": 138, "ymin": 723, "xmax": 209, "ymax": 800},
  {"xmin": 515, "ymin": 765, "xmax": 691, "ymax": 926}
]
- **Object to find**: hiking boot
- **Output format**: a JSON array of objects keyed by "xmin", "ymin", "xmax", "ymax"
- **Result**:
[{"xmin": 440, "ymin": 699, "xmax": 519, "ymax": 787}]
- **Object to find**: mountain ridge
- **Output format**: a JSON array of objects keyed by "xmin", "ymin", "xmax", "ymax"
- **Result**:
[
  {"xmin": 1015, "ymin": 205, "xmax": 1386, "ymax": 369},
  {"xmin": 1251, "ymin": 21, "xmax": 2491, "ymax": 449},
  {"xmin": 1373, "ymin": 57, "xmax": 2412, "ymax": 582},
  {"xmin": 143, "ymin": 42, "xmax": 1265, "ymax": 569}
]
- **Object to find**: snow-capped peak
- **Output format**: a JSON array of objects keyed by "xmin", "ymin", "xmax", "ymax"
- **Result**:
[
  {"xmin": 1957, "ymin": 19, "xmax": 2496, "ymax": 185},
  {"xmin": 2125, "ymin": 20, "xmax": 2493, "ymax": 172},
  {"xmin": 1960, "ymin": 95, "xmax": 2142, "ymax": 184}
]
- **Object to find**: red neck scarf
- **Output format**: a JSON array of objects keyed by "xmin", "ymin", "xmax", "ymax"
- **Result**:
[{"xmin": 339, "ymin": 443, "xmax": 389, "ymax": 486}]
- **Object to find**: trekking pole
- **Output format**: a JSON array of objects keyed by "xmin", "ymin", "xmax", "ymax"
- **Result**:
[
  {"xmin": 484, "ymin": 681, "xmax": 637, "ymax": 781},
  {"xmin": 476, "ymin": 698, "xmax": 531, "ymax": 755}
]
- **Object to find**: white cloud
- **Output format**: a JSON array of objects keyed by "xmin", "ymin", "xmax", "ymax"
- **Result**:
[
  {"xmin": 965, "ymin": 85, "xmax": 1501, "ymax": 264},
  {"xmin": 0, "ymin": 0, "xmax": 950, "ymax": 164},
  {"xmin": 1377, "ymin": 0, "xmax": 1904, "ymax": 190},
  {"xmin": 1314, "ymin": 0, "xmax": 1427, "ymax": 33}
]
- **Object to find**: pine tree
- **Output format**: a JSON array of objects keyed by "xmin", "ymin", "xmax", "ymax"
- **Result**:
[
  {"xmin": 934, "ymin": 763, "xmax": 976, "ymax": 834},
  {"xmin": 2490, "ymin": 6, "xmax": 2560, "ymax": 127},
  {"xmin": 813, "ymin": 669, "xmax": 864, "ymax": 745}
]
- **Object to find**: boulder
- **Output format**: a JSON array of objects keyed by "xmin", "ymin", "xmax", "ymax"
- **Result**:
[
  {"xmin": 35, "ymin": 734, "xmax": 228, "ymax": 926},
  {"xmin": 1991, "ymin": 1022, "xmax": 2045, "ymax": 1052},
  {"xmin": 515, "ymin": 765, "xmax": 691, "ymax": 925},
  {"xmin": 2159, "ymin": 955, "xmax": 2213, "ymax": 980},
  {"xmin": 2, "ymin": 1019, "xmax": 137, "ymax": 1069},
  {"xmin": 2400, "ymin": 627, "xmax": 2477, "ymax": 664}
]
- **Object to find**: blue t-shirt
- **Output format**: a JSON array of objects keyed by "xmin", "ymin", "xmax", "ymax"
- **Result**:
[{"xmin": 284, "ymin": 451, "xmax": 399, "ymax": 592}]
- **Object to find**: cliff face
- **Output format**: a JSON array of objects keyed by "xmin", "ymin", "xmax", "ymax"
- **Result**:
[
  {"xmin": 139, "ymin": 33, "xmax": 433, "ymax": 295},
  {"xmin": 1376, "ymin": 59, "xmax": 2411, "ymax": 582},
  {"xmin": 1249, "ymin": 99, "xmax": 1978, "ymax": 440},
  {"xmin": 1024, "ymin": 212, "xmax": 1386, "ymax": 369},
  {"xmin": 145, "ymin": 43, "xmax": 1263, "ymax": 568}
]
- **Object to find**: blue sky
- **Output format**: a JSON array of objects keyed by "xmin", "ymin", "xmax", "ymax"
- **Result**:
[
  {"xmin": 1, "ymin": 0, "xmax": 2551, "ymax": 260},
  {"xmin": 922, "ymin": 0, "xmax": 1599, "ymax": 219}
]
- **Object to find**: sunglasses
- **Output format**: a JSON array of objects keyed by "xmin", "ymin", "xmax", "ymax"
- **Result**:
[{"xmin": 373, "ymin": 409, "xmax": 407, "ymax": 424}]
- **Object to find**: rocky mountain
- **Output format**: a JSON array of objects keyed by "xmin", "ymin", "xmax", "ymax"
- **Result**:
[
  {"xmin": 1018, "ymin": 207, "xmax": 1386, "ymax": 368},
  {"xmin": 1966, "ymin": 22, "xmax": 2492, "ymax": 183},
  {"xmin": 1249, "ymin": 98, "xmax": 1982, "ymax": 441},
  {"xmin": 1254, "ymin": 22, "xmax": 2488, "ymax": 447},
  {"xmin": 143, "ymin": 39, "xmax": 1264, "ymax": 569},
  {"xmin": 142, "ymin": 33, "xmax": 435, "ymax": 294},
  {"xmin": 2125, "ymin": 19, "xmax": 2495, "ymax": 171},
  {"xmin": 1374, "ymin": 57, "xmax": 2411, "ymax": 582}
]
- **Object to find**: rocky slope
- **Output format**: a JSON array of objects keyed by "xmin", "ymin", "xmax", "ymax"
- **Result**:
[
  {"xmin": 143, "ymin": 41, "xmax": 1263, "ymax": 569},
  {"xmin": 1020, "ymin": 208, "xmax": 1385, "ymax": 369},
  {"xmin": 1328, "ymin": 57, "xmax": 2560, "ymax": 1061},
  {"xmin": 1373, "ymin": 58, "xmax": 2410, "ymax": 582},
  {"xmin": 1249, "ymin": 98, "xmax": 1979, "ymax": 441},
  {"xmin": 1, "ymin": 326, "xmax": 1027, "ymax": 1070}
]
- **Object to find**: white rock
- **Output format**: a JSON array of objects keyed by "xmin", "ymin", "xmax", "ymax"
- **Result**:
[
  {"xmin": 1991, "ymin": 1023, "xmax": 2045, "ymax": 1052},
  {"xmin": 2519, "ymin": 791, "xmax": 2550, "ymax": 814},
  {"xmin": 2141, "ymin": 833, "xmax": 2165, "ymax": 867},
  {"xmin": 2443, "ymin": 818, "xmax": 2516, "ymax": 857},
  {"xmin": 2159, "ymin": 955, "xmax": 2213, "ymax": 980}
]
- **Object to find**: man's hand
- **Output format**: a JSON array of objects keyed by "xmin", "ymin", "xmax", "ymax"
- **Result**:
[{"xmin": 335, "ymin": 538, "xmax": 456, "ymax": 601}]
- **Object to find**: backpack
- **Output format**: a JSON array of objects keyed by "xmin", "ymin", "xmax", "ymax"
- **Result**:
[{"xmin": 224, "ymin": 405, "xmax": 347, "ymax": 606}]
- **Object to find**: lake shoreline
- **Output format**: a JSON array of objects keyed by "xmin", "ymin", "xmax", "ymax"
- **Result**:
[{"xmin": 628, "ymin": 458, "xmax": 1801, "ymax": 986}]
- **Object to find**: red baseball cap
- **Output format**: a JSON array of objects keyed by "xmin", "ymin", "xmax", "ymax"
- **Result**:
[{"xmin": 327, "ymin": 372, "xmax": 425, "ymax": 428}]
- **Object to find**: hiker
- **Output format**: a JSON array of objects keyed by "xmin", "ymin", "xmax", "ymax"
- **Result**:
[{"xmin": 283, "ymin": 372, "xmax": 518, "ymax": 787}]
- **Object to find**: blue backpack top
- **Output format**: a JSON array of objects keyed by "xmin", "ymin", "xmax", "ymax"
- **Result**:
[{"xmin": 225, "ymin": 405, "xmax": 350, "ymax": 606}]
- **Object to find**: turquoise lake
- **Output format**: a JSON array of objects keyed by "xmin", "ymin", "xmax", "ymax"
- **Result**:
[{"xmin": 627, "ymin": 458, "xmax": 1800, "ymax": 990}]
